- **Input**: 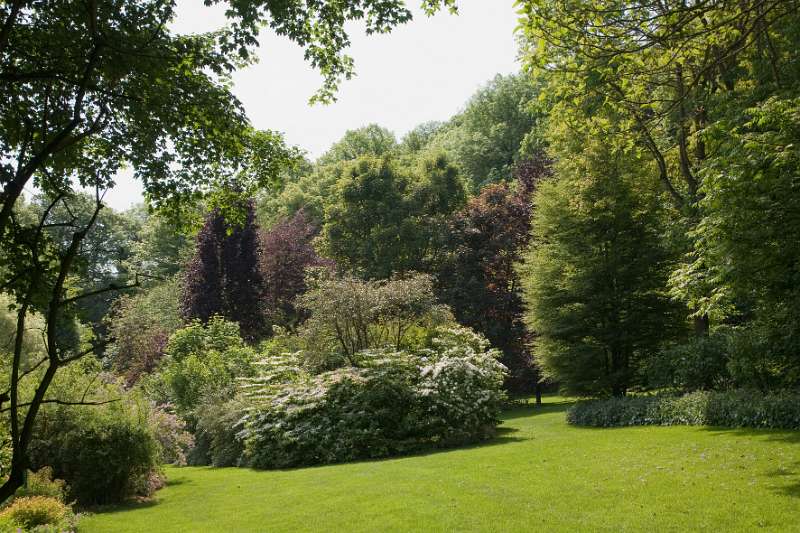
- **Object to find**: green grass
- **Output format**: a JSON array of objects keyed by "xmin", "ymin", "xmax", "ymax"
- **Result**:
[{"xmin": 82, "ymin": 397, "xmax": 800, "ymax": 532}]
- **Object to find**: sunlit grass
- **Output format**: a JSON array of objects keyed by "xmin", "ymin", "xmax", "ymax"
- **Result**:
[{"xmin": 82, "ymin": 396, "xmax": 800, "ymax": 532}]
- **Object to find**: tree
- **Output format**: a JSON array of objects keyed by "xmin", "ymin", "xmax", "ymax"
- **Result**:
[
  {"xmin": 260, "ymin": 210, "xmax": 332, "ymax": 330},
  {"xmin": 317, "ymin": 124, "xmax": 398, "ymax": 166},
  {"xmin": 182, "ymin": 202, "xmax": 265, "ymax": 341},
  {"xmin": 518, "ymin": 0, "xmax": 800, "ymax": 336},
  {"xmin": 297, "ymin": 272, "xmax": 451, "ymax": 370},
  {"xmin": 519, "ymin": 146, "xmax": 679, "ymax": 397},
  {"xmin": 0, "ymin": 0, "xmax": 459, "ymax": 500},
  {"xmin": 322, "ymin": 153, "xmax": 465, "ymax": 279},
  {"xmin": 430, "ymin": 73, "xmax": 542, "ymax": 191},
  {"xmin": 437, "ymin": 157, "xmax": 548, "ymax": 395},
  {"xmin": 108, "ymin": 278, "xmax": 183, "ymax": 387}
]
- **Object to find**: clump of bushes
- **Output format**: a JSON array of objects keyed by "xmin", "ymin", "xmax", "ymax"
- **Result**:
[
  {"xmin": 29, "ymin": 396, "xmax": 161, "ymax": 506},
  {"xmin": 568, "ymin": 389, "xmax": 800, "ymax": 429},
  {"xmin": 0, "ymin": 496, "xmax": 75, "ymax": 531},
  {"xmin": 241, "ymin": 326, "xmax": 506, "ymax": 469}
]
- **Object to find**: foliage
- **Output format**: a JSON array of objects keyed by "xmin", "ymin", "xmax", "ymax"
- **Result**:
[
  {"xmin": 13, "ymin": 468, "xmax": 67, "ymax": 504},
  {"xmin": 568, "ymin": 390, "xmax": 800, "ymax": 430},
  {"xmin": 644, "ymin": 332, "xmax": 731, "ymax": 391},
  {"xmin": 29, "ymin": 396, "xmax": 161, "ymax": 505},
  {"xmin": 296, "ymin": 272, "xmax": 452, "ymax": 370},
  {"xmin": 260, "ymin": 210, "xmax": 332, "ymax": 330},
  {"xmin": 191, "ymin": 400, "xmax": 248, "ymax": 467},
  {"xmin": 148, "ymin": 405, "xmax": 194, "ymax": 467},
  {"xmin": 107, "ymin": 278, "xmax": 182, "ymax": 387},
  {"xmin": 158, "ymin": 317, "xmax": 256, "ymax": 419},
  {"xmin": 429, "ymin": 74, "xmax": 542, "ymax": 190},
  {"xmin": 519, "ymin": 144, "xmax": 680, "ymax": 397},
  {"xmin": 125, "ymin": 206, "xmax": 192, "ymax": 281},
  {"xmin": 241, "ymin": 326, "xmax": 506, "ymax": 469},
  {"xmin": 671, "ymin": 97, "xmax": 800, "ymax": 385},
  {"xmin": 0, "ymin": 496, "xmax": 72, "ymax": 531},
  {"xmin": 317, "ymin": 124, "xmax": 397, "ymax": 166},
  {"xmin": 437, "ymin": 158, "xmax": 548, "ymax": 393},
  {"xmin": 321, "ymin": 154, "xmax": 465, "ymax": 278},
  {"xmin": 182, "ymin": 202, "xmax": 265, "ymax": 340}
]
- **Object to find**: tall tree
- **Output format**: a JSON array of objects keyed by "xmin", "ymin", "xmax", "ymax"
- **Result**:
[
  {"xmin": 183, "ymin": 202, "xmax": 265, "ymax": 341},
  {"xmin": 321, "ymin": 153, "xmax": 465, "ymax": 279},
  {"xmin": 437, "ymin": 158, "xmax": 548, "ymax": 395},
  {"xmin": 260, "ymin": 210, "xmax": 332, "ymax": 330},
  {"xmin": 519, "ymin": 146, "xmax": 679, "ymax": 397}
]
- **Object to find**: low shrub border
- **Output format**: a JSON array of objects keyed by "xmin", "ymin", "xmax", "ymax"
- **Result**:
[{"xmin": 567, "ymin": 389, "xmax": 800, "ymax": 429}]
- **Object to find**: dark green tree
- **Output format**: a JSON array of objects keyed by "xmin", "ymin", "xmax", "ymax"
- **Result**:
[
  {"xmin": 519, "ymin": 147, "xmax": 679, "ymax": 397},
  {"xmin": 322, "ymin": 154, "xmax": 465, "ymax": 279}
]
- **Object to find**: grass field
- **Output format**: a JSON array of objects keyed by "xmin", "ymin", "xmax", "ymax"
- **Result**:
[{"xmin": 82, "ymin": 397, "xmax": 800, "ymax": 532}]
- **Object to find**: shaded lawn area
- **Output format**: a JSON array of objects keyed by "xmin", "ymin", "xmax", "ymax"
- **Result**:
[{"xmin": 82, "ymin": 397, "xmax": 800, "ymax": 532}]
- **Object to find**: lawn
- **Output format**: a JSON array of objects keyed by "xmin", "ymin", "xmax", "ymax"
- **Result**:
[{"xmin": 83, "ymin": 397, "xmax": 800, "ymax": 532}]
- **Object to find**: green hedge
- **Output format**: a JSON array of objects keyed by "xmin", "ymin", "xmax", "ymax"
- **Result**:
[{"xmin": 567, "ymin": 389, "xmax": 800, "ymax": 429}]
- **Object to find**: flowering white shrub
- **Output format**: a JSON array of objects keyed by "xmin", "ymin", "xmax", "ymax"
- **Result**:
[{"xmin": 240, "ymin": 326, "xmax": 506, "ymax": 468}]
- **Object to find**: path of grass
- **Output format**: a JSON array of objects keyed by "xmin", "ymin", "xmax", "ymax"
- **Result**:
[{"xmin": 83, "ymin": 397, "xmax": 800, "ymax": 532}]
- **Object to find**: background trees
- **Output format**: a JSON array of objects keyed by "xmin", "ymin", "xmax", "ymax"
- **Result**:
[
  {"xmin": 436, "ymin": 158, "xmax": 546, "ymax": 395},
  {"xmin": 321, "ymin": 154, "xmax": 465, "ymax": 279},
  {"xmin": 182, "ymin": 202, "xmax": 265, "ymax": 341}
]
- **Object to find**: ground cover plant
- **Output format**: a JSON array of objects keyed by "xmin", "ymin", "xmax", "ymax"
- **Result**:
[{"xmin": 82, "ymin": 397, "xmax": 800, "ymax": 532}]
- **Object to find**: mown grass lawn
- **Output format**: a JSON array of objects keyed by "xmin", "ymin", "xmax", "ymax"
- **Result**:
[{"xmin": 82, "ymin": 397, "xmax": 800, "ymax": 532}]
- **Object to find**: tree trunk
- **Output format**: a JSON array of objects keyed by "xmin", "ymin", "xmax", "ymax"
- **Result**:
[
  {"xmin": 694, "ymin": 314, "xmax": 710, "ymax": 336},
  {"xmin": 534, "ymin": 382, "xmax": 542, "ymax": 406}
]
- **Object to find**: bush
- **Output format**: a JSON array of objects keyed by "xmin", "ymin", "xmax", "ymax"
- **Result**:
[
  {"xmin": 568, "ymin": 389, "xmax": 800, "ymax": 429},
  {"xmin": 241, "ymin": 326, "xmax": 506, "ymax": 468},
  {"xmin": 14, "ymin": 468, "xmax": 67, "ymax": 503},
  {"xmin": 645, "ymin": 331, "xmax": 731, "ymax": 391},
  {"xmin": 158, "ymin": 317, "xmax": 256, "ymax": 419},
  {"xmin": 29, "ymin": 397, "xmax": 161, "ymax": 505},
  {"xmin": 0, "ymin": 497, "xmax": 73, "ymax": 531},
  {"xmin": 191, "ymin": 400, "xmax": 248, "ymax": 467},
  {"xmin": 148, "ymin": 404, "xmax": 194, "ymax": 466}
]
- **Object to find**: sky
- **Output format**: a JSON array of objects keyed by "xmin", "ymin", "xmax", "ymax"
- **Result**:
[{"xmin": 102, "ymin": 0, "xmax": 522, "ymax": 211}]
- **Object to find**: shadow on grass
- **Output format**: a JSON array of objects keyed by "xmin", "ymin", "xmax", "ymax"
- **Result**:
[{"xmin": 699, "ymin": 426, "xmax": 800, "ymax": 499}]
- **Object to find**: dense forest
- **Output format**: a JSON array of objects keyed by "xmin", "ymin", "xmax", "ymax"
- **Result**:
[{"xmin": 1, "ymin": 0, "xmax": 799, "ymax": 528}]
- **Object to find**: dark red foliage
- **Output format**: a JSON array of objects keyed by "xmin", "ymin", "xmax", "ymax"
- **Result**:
[
  {"xmin": 182, "ymin": 202, "xmax": 265, "ymax": 340},
  {"xmin": 437, "ymin": 157, "xmax": 550, "ymax": 394},
  {"xmin": 260, "ymin": 210, "xmax": 333, "ymax": 329}
]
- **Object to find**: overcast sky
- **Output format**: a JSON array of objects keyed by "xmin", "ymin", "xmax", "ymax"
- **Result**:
[{"xmin": 102, "ymin": 0, "xmax": 521, "ymax": 211}]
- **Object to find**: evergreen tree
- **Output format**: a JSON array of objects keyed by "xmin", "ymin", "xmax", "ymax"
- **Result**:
[{"xmin": 519, "ymin": 148, "xmax": 679, "ymax": 397}]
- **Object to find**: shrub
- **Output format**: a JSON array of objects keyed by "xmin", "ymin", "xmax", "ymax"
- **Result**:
[
  {"xmin": 241, "ymin": 326, "xmax": 506, "ymax": 468},
  {"xmin": 191, "ymin": 400, "xmax": 248, "ymax": 467},
  {"xmin": 0, "ymin": 497, "xmax": 72, "ymax": 530},
  {"xmin": 645, "ymin": 331, "xmax": 731, "ymax": 391},
  {"xmin": 296, "ymin": 271, "xmax": 452, "ymax": 371},
  {"xmin": 148, "ymin": 405, "xmax": 194, "ymax": 466},
  {"xmin": 29, "ymin": 398, "xmax": 161, "ymax": 505},
  {"xmin": 14, "ymin": 467, "xmax": 67, "ymax": 503},
  {"xmin": 158, "ymin": 317, "xmax": 256, "ymax": 418},
  {"xmin": 568, "ymin": 389, "xmax": 800, "ymax": 429}
]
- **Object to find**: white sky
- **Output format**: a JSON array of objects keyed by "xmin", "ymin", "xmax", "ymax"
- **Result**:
[{"xmin": 103, "ymin": 0, "xmax": 522, "ymax": 211}]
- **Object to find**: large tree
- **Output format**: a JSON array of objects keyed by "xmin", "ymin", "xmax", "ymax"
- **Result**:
[
  {"xmin": 437, "ymin": 158, "xmax": 547, "ymax": 395},
  {"xmin": 517, "ymin": 0, "xmax": 800, "ymax": 335},
  {"xmin": 519, "ymin": 145, "xmax": 679, "ymax": 397},
  {"xmin": 260, "ymin": 210, "xmax": 332, "ymax": 330},
  {"xmin": 0, "ymin": 0, "xmax": 458, "ymax": 500},
  {"xmin": 322, "ymin": 153, "xmax": 465, "ymax": 279},
  {"xmin": 182, "ymin": 202, "xmax": 265, "ymax": 341}
]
